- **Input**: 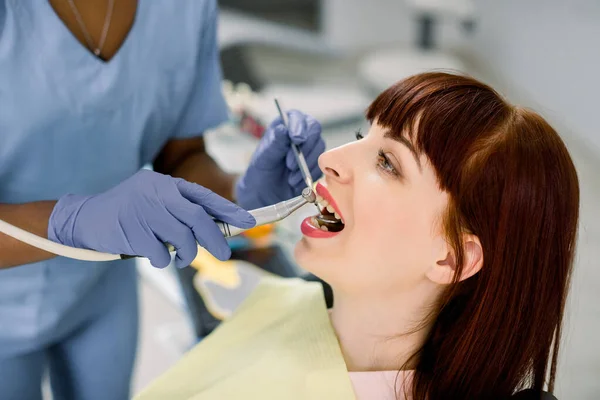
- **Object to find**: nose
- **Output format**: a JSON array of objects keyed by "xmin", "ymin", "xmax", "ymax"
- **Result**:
[{"xmin": 318, "ymin": 147, "xmax": 352, "ymax": 184}]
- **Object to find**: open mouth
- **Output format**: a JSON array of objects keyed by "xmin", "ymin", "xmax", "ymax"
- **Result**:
[
  {"xmin": 311, "ymin": 186, "xmax": 345, "ymax": 232},
  {"xmin": 300, "ymin": 182, "xmax": 345, "ymax": 239},
  {"xmin": 310, "ymin": 182, "xmax": 344, "ymax": 233}
]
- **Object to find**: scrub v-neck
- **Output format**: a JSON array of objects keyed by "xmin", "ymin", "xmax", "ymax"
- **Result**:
[{"xmin": 40, "ymin": 0, "xmax": 141, "ymax": 67}]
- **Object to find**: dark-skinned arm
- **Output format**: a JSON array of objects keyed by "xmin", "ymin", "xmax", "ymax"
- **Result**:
[
  {"xmin": 154, "ymin": 136, "xmax": 238, "ymax": 202},
  {"xmin": 0, "ymin": 137, "xmax": 232, "ymax": 269},
  {"xmin": 0, "ymin": 201, "xmax": 58, "ymax": 268}
]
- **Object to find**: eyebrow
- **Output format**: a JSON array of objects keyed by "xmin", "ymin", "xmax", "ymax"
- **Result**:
[{"xmin": 383, "ymin": 130, "xmax": 422, "ymax": 171}]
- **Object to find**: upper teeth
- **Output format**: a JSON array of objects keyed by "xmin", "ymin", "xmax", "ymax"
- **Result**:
[{"xmin": 315, "ymin": 195, "xmax": 344, "ymax": 223}]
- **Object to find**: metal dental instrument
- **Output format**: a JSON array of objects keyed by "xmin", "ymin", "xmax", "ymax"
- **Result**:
[
  {"xmin": 274, "ymin": 99, "xmax": 314, "ymax": 191},
  {"xmin": 122, "ymin": 187, "xmax": 317, "ymax": 259},
  {"xmin": 274, "ymin": 98, "xmax": 320, "ymax": 213}
]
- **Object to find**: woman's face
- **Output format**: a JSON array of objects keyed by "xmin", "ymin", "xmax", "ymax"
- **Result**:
[{"xmin": 294, "ymin": 122, "xmax": 450, "ymax": 296}]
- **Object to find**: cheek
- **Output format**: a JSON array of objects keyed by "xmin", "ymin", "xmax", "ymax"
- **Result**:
[{"xmin": 352, "ymin": 193, "xmax": 435, "ymax": 263}]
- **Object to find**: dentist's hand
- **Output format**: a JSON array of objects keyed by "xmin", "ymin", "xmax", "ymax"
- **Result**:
[
  {"xmin": 48, "ymin": 170, "xmax": 255, "ymax": 268},
  {"xmin": 235, "ymin": 110, "xmax": 325, "ymax": 210}
]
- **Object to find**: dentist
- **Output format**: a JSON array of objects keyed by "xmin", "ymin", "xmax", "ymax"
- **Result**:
[{"xmin": 0, "ymin": 0, "xmax": 324, "ymax": 399}]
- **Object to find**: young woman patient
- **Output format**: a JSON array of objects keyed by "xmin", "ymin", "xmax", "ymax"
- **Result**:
[{"xmin": 137, "ymin": 72, "xmax": 579, "ymax": 400}]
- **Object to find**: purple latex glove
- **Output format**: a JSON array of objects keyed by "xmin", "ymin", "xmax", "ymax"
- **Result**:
[
  {"xmin": 235, "ymin": 110, "xmax": 325, "ymax": 210},
  {"xmin": 48, "ymin": 170, "xmax": 255, "ymax": 268}
]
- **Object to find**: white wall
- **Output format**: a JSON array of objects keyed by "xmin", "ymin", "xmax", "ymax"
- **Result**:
[
  {"xmin": 321, "ymin": 0, "xmax": 412, "ymax": 51},
  {"xmin": 320, "ymin": 0, "xmax": 469, "ymax": 52},
  {"xmin": 469, "ymin": 0, "xmax": 600, "ymax": 155}
]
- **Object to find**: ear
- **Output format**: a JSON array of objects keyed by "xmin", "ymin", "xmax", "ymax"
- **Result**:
[{"xmin": 426, "ymin": 235, "xmax": 484, "ymax": 285}]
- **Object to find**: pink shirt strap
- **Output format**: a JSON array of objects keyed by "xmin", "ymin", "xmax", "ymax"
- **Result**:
[{"xmin": 348, "ymin": 370, "xmax": 414, "ymax": 400}]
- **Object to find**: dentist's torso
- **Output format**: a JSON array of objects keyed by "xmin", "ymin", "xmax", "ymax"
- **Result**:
[{"xmin": 0, "ymin": 0, "xmax": 217, "ymax": 353}]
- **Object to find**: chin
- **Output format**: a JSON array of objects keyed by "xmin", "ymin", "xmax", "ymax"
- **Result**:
[
  {"xmin": 293, "ymin": 239, "xmax": 335, "ymax": 282},
  {"xmin": 293, "ymin": 238, "xmax": 312, "ymax": 270}
]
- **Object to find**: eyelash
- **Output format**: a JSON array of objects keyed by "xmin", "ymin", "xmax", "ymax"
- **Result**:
[
  {"xmin": 354, "ymin": 129, "xmax": 400, "ymax": 177},
  {"xmin": 377, "ymin": 149, "xmax": 399, "ymax": 177}
]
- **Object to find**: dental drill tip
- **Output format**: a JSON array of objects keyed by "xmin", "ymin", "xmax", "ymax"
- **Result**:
[
  {"xmin": 301, "ymin": 187, "xmax": 316, "ymax": 203},
  {"xmin": 300, "ymin": 187, "xmax": 320, "ymax": 212}
]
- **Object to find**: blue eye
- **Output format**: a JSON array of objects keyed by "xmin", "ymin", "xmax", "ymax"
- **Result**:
[{"xmin": 377, "ymin": 149, "xmax": 399, "ymax": 177}]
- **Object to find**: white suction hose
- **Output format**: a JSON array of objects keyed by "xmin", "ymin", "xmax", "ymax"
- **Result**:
[
  {"xmin": 0, "ymin": 218, "xmax": 120, "ymax": 262},
  {"xmin": 0, "ymin": 190, "xmax": 315, "ymax": 262}
]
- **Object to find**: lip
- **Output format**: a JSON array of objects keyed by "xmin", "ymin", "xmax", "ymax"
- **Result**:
[
  {"xmin": 315, "ymin": 182, "xmax": 344, "ymax": 222},
  {"xmin": 300, "ymin": 217, "xmax": 340, "ymax": 238},
  {"xmin": 300, "ymin": 181, "xmax": 345, "ymax": 239}
]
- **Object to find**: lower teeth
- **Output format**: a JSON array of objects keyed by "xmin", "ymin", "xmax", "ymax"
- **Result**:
[{"xmin": 312, "ymin": 214, "xmax": 344, "ymax": 232}]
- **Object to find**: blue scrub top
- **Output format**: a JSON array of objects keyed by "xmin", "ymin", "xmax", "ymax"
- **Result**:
[{"xmin": 0, "ymin": 0, "xmax": 228, "ymax": 354}]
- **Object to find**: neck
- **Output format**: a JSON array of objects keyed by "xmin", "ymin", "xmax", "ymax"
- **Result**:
[{"xmin": 329, "ymin": 283, "xmax": 438, "ymax": 372}]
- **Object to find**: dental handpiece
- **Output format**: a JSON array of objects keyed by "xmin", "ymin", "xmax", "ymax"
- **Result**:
[
  {"xmin": 216, "ymin": 187, "xmax": 316, "ymax": 237},
  {"xmin": 134, "ymin": 188, "xmax": 317, "ymax": 258}
]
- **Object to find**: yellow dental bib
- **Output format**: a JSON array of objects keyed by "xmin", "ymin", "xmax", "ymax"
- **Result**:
[{"xmin": 135, "ymin": 277, "xmax": 356, "ymax": 400}]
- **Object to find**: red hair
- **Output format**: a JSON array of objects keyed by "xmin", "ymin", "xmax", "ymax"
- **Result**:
[{"xmin": 366, "ymin": 72, "xmax": 579, "ymax": 399}]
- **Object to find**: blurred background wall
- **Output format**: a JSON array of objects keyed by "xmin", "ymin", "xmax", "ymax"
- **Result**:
[
  {"xmin": 132, "ymin": 2, "xmax": 600, "ymax": 399},
  {"xmin": 470, "ymin": 0, "xmax": 600, "ymax": 155}
]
